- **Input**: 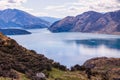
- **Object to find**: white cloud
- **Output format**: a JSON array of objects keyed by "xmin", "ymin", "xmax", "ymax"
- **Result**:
[
  {"xmin": 0, "ymin": 0, "xmax": 27, "ymax": 10},
  {"xmin": 30, "ymin": 11, "xmax": 50, "ymax": 17},
  {"xmin": 8, "ymin": 0, "xmax": 27, "ymax": 3},
  {"xmin": 0, "ymin": 0, "xmax": 38, "ymax": 16},
  {"xmin": 0, "ymin": 0, "xmax": 49, "ymax": 17},
  {"xmin": 45, "ymin": 0, "xmax": 120, "ymax": 17},
  {"xmin": 0, "ymin": 0, "xmax": 119, "ymax": 17}
]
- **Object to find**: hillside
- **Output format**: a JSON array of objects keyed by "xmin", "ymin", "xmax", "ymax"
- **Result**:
[
  {"xmin": 0, "ymin": 29, "xmax": 31, "ymax": 35},
  {"xmin": 49, "ymin": 10, "xmax": 120, "ymax": 35},
  {"xmin": 0, "ymin": 9, "xmax": 50, "ymax": 29},
  {"xmin": 83, "ymin": 57, "xmax": 120, "ymax": 80},
  {"xmin": 0, "ymin": 33, "xmax": 67, "ymax": 80},
  {"xmin": 0, "ymin": 33, "xmax": 120, "ymax": 80}
]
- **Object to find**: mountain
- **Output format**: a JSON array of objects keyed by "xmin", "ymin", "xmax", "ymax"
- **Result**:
[
  {"xmin": 49, "ymin": 10, "xmax": 120, "ymax": 35},
  {"xmin": 40, "ymin": 16, "xmax": 61, "ymax": 24},
  {"xmin": 0, "ymin": 29, "xmax": 31, "ymax": 35},
  {"xmin": 0, "ymin": 9, "xmax": 50, "ymax": 29}
]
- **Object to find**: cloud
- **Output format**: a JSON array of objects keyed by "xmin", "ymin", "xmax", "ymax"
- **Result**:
[
  {"xmin": 0, "ymin": 0, "xmax": 119, "ymax": 17},
  {"xmin": 8, "ymin": 0, "xmax": 27, "ymax": 3},
  {"xmin": 0, "ymin": 0, "xmax": 36, "ymax": 16},
  {"xmin": 0, "ymin": 0, "xmax": 50, "ymax": 17},
  {"xmin": 45, "ymin": 0, "xmax": 120, "ymax": 17},
  {"xmin": 8, "ymin": 0, "xmax": 16, "ymax": 3},
  {"xmin": 85, "ymin": 0, "xmax": 120, "ymax": 12},
  {"xmin": 0, "ymin": 0, "xmax": 27, "ymax": 10},
  {"xmin": 116, "ymin": 0, "xmax": 120, "ymax": 2}
]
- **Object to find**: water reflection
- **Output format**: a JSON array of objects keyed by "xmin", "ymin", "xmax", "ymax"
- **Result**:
[
  {"xmin": 44, "ymin": 39, "xmax": 120, "ymax": 67},
  {"xmin": 66, "ymin": 39, "xmax": 120, "ymax": 50}
]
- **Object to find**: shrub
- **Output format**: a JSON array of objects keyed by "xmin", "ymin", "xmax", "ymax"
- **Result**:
[{"xmin": 71, "ymin": 64, "xmax": 86, "ymax": 71}]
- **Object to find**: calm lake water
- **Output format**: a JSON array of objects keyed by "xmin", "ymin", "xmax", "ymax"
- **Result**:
[{"xmin": 9, "ymin": 29, "xmax": 120, "ymax": 68}]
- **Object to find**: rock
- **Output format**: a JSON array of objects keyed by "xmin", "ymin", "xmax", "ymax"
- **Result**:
[
  {"xmin": 36, "ymin": 72, "xmax": 46, "ymax": 78},
  {"xmin": 83, "ymin": 57, "xmax": 120, "ymax": 79}
]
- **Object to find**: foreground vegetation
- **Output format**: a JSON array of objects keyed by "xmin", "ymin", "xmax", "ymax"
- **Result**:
[{"xmin": 0, "ymin": 33, "xmax": 66, "ymax": 80}]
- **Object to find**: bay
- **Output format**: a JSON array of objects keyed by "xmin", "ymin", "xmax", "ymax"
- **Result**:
[{"xmin": 9, "ymin": 29, "xmax": 120, "ymax": 67}]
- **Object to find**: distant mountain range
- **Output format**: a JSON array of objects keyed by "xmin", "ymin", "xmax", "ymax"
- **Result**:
[
  {"xmin": 49, "ymin": 10, "xmax": 120, "ymax": 35},
  {"xmin": 0, "ymin": 9, "xmax": 50, "ymax": 29},
  {"xmin": 0, "ymin": 9, "xmax": 120, "ymax": 35},
  {"xmin": 40, "ymin": 16, "xmax": 61, "ymax": 25}
]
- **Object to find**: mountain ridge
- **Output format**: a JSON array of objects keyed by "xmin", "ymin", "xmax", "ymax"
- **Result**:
[
  {"xmin": 0, "ymin": 9, "xmax": 50, "ymax": 29},
  {"xmin": 49, "ymin": 10, "xmax": 120, "ymax": 35}
]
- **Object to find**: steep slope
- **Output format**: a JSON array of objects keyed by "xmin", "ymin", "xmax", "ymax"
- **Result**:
[
  {"xmin": 0, "ymin": 9, "xmax": 50, "ymax": 29},
  {"xmin": 0, "ymin": 33, "xmax": 66, "ymax": 80},
  {"xmin": 49, "ymin": 16, "xmax": 75, "ymax": 32},
  {"xmin": 71, "ymin": 11, "xmax": 103, "ymax": 32},
  {"xmin": 49, "ymin": 10, "xmax": 120, "ymax": 35},
  {"xmin": 95, "ymin": 10, "xmax": 120, "ymax": 34}
]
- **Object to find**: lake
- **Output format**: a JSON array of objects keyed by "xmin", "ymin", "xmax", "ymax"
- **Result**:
[{"xmin": 9, "ymin": 29, "xmax": 120, "ymax": 68}]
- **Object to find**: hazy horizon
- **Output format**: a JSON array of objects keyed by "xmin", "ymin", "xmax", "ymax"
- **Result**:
[{"xmin": 0, "ymin": 0, "xmax": 120, "ymax": 18}]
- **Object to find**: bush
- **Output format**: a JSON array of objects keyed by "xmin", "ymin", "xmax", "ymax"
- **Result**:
[
  {"xmin": 53, "ymin": 62, "xmax": 67, "ymax": 71},
  {"xmin": 71, "ymin": 64, "xmax": 86, "ymax": 71}
]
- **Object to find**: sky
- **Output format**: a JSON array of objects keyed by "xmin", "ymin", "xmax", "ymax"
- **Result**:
[{"xmin": 0, "ymin": 0, "xmax": 120, "ymax": 18}]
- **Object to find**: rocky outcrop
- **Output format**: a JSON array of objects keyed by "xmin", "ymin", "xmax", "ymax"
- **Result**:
[
  {"xmin": 83, "ymin": 57, "xmax": 120, "ymax": 79},
  {"xmin": 49, "ymin": 10, "xmax": 120, "ymax": 35},
  {"xmin": 83, "ymin": 57, "xmax": 120, "ymax": 69}
]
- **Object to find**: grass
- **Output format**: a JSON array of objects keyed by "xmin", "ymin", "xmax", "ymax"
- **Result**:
[
  {"xmin": 0, "ymin": 77, "xmax": 11, "ymax": 80},
  {"xmin": 47, "ymin": 68, "xmax": 88, "ymax": 80},
  {"xmin": 0, "ymin": 68, "xmax": 87, "ymax": 80},
  {"xmin": 18, "ymin": 73, "xmax": 30, "ymax": 80},
  {"xmin": 15, "ymin": 70, "xmax": 30, "ymax": 80},
  {"xmin": 0, "ymin": 74, "xmax": 29, "ymax": 80},
  {"xmin": 1, "ymin": 67, "xmax": 119, "ymax": 80},
  {"xmin": 0, "ymin": 70, "xmax": 30, "ymax": 80}
]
